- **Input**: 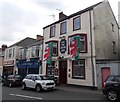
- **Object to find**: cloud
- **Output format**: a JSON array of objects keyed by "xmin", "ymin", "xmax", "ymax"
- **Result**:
[
  {"xmin": 0, "ymin": 1, "xmax": 40, "ymax": 46},
  {"xmin": 31, "ymin": 0, "xmax": 65, "ymax": 11}
]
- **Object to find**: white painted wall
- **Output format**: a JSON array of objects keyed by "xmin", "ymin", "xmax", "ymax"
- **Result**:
[{"xmin": 43, "ymin": 10, "xmax": 97, "ymax": 87}]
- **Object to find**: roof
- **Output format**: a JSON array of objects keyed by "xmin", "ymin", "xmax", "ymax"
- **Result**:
[
  {"xmin": 28, "ymin": 40, "xmax": 43, "ymax": 48},
  {"xmin": 43, "ymin": 2, "xmax": 102, "ymax": 29},
  {"xmin": 9, "ymin": 37, "xmax": 36, "ymax": 48}
]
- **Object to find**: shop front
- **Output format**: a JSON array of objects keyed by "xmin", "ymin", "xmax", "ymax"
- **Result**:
[
  {"xmin": 17, "ymin": 58, "xmax": 41, "ymax": 76},
  {"xmin": 3, "ymin": 60, "xmax": 14, "ymax": 77}
]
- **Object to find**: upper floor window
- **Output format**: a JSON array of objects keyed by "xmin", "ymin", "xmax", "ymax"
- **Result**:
[
  {"xmin": 52, "ymin": 42, "xmax": 58, "ymax": 56},
  {"xmin": 19, "ymin": 48, "xmax": 26, "ymax": 59},
  {"xmin": 45, "ymin": 41, "xmax": 58, "ymax": 56},
  {"xmin": 9, "ymin": 49, "xmax": 12, "ymax": 58},
  {"xmin": 111, "ymin": 23, "xmax": 114, "ymax": 32},
  {"xmin": 112, "ymin": 41, "xmax": 117, "ymax": 54},
  {"xmin": 60, "ymin": 21, "xmax": 67, "ymax": 34},
  {"xmin": 31, "ymin": 46, "xmax": 39, "ymax": 58},
  {"xmin": 73, "ymin": 16, "xmax": 81, "ymax": 31},
  {"xmin": 50, "ymin": 25, "xmax": 55, "ymax": 38},
  {"xmin": 12, "ymin": 48, "xmax": 15, "ymax": 58},
  {"xmin": 68, "ymin": 34, "xmax": 87, "ymax": 54}
]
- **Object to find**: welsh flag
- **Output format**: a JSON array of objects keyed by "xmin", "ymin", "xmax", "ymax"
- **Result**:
[
  {"xmin": 69, "ymin": 36, "xmax": 80, "ymax": 60},
  {"xmin": 43, "ymin": 42, "xmax": 53, "ymax": 64}
]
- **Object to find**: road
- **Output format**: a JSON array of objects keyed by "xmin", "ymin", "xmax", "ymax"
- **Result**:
[{"xmin": 2, "ymin": 85, "xmax": 109, "ymax": 101}]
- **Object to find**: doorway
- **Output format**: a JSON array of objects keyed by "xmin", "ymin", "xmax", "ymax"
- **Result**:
[
  {"xmin": 101, "ymin": 67, "xmax": 110, "ymax": 88},
  {"xmin": 59, "ymin": 60, "xmax": 67, "ymax": 84}
]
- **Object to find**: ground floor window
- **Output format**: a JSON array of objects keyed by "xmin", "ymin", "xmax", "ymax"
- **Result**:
[
  {"xmin": 72, "ymin": 59, "xmax": 85, "ymax": 79},
  {"xmin": 46, "ymin": 61, "xmax": 55, "ymax": 76}
]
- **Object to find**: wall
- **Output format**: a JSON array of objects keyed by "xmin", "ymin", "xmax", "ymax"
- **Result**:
[
  {"xmin": 43, "ymin": 10, "xmax": 97, "ymax": 87},
  {"xmin": 94, "ymin": 2, "xmax": 119, "ymax": 60},
  {"xmin": 96, "ymin": 61, "xmax": 120, "ymax": 89}
]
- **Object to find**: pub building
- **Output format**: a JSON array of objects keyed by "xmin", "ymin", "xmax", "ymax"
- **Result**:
[{"xmin": 42, "ymin": 1, "xmax": 119, "ymax": 89}]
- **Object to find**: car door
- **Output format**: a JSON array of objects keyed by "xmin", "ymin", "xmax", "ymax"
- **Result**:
[
  {"xmin": 25, "ymin": 75, "xmax": 32, "ymax": 88},
  {"xmin": 29, "ymin": 76, "xmax": 36, "ymax": 88},
  {"xmin": 116, "ymin": 76, "xmax": 120, "ymax": 92}
]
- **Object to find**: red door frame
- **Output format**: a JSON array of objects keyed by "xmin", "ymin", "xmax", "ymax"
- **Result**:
[{"xmin": 58, "ymin": 60, "xmax": 67, "ymax": 84}]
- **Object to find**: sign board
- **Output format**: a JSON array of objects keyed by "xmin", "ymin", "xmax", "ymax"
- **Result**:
[{"xmin": 60, "ymin": 39, "xmax": 66, "ymax": 53}]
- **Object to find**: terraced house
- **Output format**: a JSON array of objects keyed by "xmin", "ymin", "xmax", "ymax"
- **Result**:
[{"xmin": 42, "ymin": 1, "xmax": 119, "ymax": 89}]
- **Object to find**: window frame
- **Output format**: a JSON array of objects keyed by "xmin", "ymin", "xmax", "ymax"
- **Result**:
[
  {"xmin": 45, "ymin": 40, "xmax": 58, "ymax": 56},
  {"xmin": 68, "ymin": 34, "xmax": 87, "ymax": 54},
  {"xmin": 60, "ymin": 21, "xmax": 67, "ymax": 35},
  {"xmin": 73, "ymin": 16, "xmax": 81, "ymax": 31},
  {"xmin": 46, "ymin": 61, "xmax": 55, "ymax": 77},
  {"xmin": 112, "ymin": 41, "xmax": 117, "ymax": 54},
  {"xmin": 72, "ymin": 59, "xmax": 85, "ymax": 79},
  {"xmin": 50, "ymin": 25, "xmax": 55, "ymax": 38}
]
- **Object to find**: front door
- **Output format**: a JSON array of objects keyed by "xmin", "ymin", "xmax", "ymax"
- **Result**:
[
  {"xmin": 101, "ymin": 67, "xmax": 110, "ymax": 88},
  {"xmin": 59, "ymin": 60, "xmax": 67, "ymax": 84}
]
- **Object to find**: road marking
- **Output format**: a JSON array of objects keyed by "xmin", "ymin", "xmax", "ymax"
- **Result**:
[{"xmin": 9, "ymin": 94, "xmax": 42, "ymax": 100}]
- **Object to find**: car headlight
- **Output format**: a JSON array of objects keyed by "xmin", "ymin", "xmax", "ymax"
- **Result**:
[{"xmin": 42, "ymin": 82, "xmax": 46, "ymax": 85}]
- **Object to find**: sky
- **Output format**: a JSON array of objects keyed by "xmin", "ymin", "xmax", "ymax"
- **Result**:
[{"xmin": 0, "ymin": 0, "xmax": 120, "ymax": 47}]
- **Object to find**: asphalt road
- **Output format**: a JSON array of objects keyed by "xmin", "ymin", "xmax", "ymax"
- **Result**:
[{"xmin": 2, "ymin": 85, "xmax": 109, "ymax": 101}]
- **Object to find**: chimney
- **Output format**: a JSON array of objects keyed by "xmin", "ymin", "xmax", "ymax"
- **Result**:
[
  {"xmin": 36, "ymin": 35, "xmax": 43, "ymax": 41},
  {"xmin": 59, "ymin": 12, "xmax": 67, "ymax": 20},
  {"xmin": 1, "ymin": 44, "xmax": 7, "ymax": 51}
]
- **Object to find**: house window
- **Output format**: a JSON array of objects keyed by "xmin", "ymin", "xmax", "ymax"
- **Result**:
[
  {"xmin": 52, "ymin": 42, "xmax": 58, "ymax": 56},
  {"xmin": 111, "ymin": 23, "xmax": 114, "ymax": 32},
  {"xmin": 80, "ymin": 36, "xmax": 86, "ymax": 52},
  {"xmin": 112, "ymin": 41, "xmax": 117, "ymax": 54},
  {"xmin": 72, "ymin": 59, "xmax": 85, "ymax": 79},
  {"xmin": 73, "ymin": 16, "xmax": 81, "ymax": 31},
  {"xmin": 60, "ymin": 21, "xmax": 67, "ymax": 34},
  {"xmin": 46, "ymin": 61, "xmax": 55, "ymax": 76},
  {"xmin": 12, "ymin": 48, "xmax": 15, "ymax": 58},
  {"xmin": 50, "ymin": 25, "xmax": 55, "ymax": 37},
  {"xmin": 19, "ymin": 48, "xmax": 26, "ymax": 59},
  {"xmin": 9, "ymin": 49, "xmax": 12, "ymax": 58},
  {"xmin": 68, "ymin": 34, "xmax": 87, "ymax": 54},
  {"xmin": 45, "ymin": 41, "xmax": 58, "ymax": 56}
]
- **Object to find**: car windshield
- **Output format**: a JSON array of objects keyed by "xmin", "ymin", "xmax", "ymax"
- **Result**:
[
  {"xmin": 117, "ymin": 76, "xmax": 120, "ymax": 82},
  {"xmin": 38, "ymin": 75, "xmax": 49, "ymax": 80}
]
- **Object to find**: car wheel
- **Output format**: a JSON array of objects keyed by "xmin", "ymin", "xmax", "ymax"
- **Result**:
[
  {"xmin": 35, "ymin": 85, "xmax": 42, "ymax": 93},
  {"xmin": 9, "ymin": 83, "xmax": 12, "ymax": 88},
  {"xmin": 107, "ymin": 90, "xmax": 118, "ymax": 101},
  {"xmin": 22, "ymin": 83, "xmax": 26, "ymax": 90}
]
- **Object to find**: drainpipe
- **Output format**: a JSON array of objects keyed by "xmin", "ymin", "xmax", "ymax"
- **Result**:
[{"xmin": 89, "ymin": 10, "xmax": 95, "ymax": 89}]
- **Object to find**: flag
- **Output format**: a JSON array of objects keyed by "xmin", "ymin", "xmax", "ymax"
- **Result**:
[
  {"xmin": 43, "ymin": 42, "xmax": 53, "ymax": 64},
  {"xmin": 69, "ymin": 36, "xmax": 80, "ymax": 60}
]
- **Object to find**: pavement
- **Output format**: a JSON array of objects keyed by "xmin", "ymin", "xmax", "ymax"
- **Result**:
[{"xmin": 56, "ymin": 84, "xmax": 103, "ymax": 95}]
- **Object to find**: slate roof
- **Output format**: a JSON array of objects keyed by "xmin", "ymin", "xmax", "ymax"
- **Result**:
[{"xmin": 9, "ymin": 37, "xmax": 36, "ymax": 48}]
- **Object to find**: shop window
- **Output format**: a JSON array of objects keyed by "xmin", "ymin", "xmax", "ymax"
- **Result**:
[
  {"xmin": 46, "ymin": 61, "xmax": 55, "ymax": 76},
  {"xmin": 73, "ymin": 16, "xmax": 81, "ymax": 31},
  {"xmin": 50, "ymin": 25, "xmax": 55, "ymax": 38},
  {"xmin": 72, "ymin": 59, "xmax": 85, "ymax": 79},
  {"xmin": 60, "ymin": 21, "xmax": 67, "ymax": 34}
]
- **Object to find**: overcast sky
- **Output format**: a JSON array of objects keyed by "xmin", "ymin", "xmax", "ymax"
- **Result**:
[{"xmin": 0, "ymin": 0, "xmax": 120, "ymax": 47}]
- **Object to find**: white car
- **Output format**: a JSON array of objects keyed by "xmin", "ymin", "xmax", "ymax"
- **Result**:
[{"xmin": 21, "ymin": 74, "xmax": 55, "ymax": 92}]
